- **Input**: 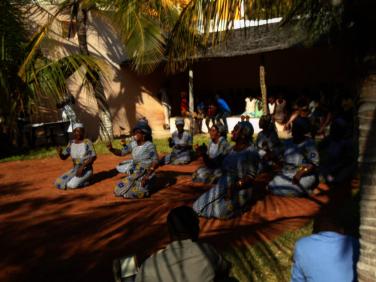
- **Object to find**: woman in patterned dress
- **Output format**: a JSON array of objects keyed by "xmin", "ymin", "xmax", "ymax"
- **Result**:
[
  {"xmin": 107, "ymin": 121, "xmax": 159, "ymax": 199},
  {"xmin": 193, "ymin": 121, "xmax": 260, "ymax": 219},
  {"xmin": 268, "ymin": 117, "xmax": 319, "ymax": 196},
  {"xmin": 54, "ymin": 123, "xmax": 96, "ymax": 189},
  {"xmin": 192, "ymin": 125, "xmax": 230, "ymax": 184},
  {"xmin": 255, "ymin": 115, "xmax": 282, "ymax": 171},
  {"xmin": 160, "ymin": 117, "xmax": 193, "ymax": 165}
]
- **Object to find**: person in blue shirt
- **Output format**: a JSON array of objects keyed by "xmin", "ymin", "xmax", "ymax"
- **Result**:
[
  {"xmin": 215, "ymin": 94, "xmax": 231, "ymax": 133},
  {"xmin": 291, "ymin": 208, "xmax": 359, "ymax": 282}
]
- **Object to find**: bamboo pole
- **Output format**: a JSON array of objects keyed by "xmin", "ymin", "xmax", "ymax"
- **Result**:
[{"xmin": 259, "ymin": 65, "xmax": 268, "ymax": 115}]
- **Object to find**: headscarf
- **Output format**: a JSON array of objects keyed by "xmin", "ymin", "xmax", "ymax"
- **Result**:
[
  {"xmin": 236, "ymin": 120, "xmax": 254, "ymax": 141},
  {"xmin": 175, "ymin": 117, "xmax": 185, "ymax": 126},
  {"xmin": 133, "ymin": 120, "xmax": 152, "ymax": 141},
  {"xmin": 213, "ymin": 124, "xmax": 227, "ymax": 137},
  {"xmin": 72, "ymin": 123, "xmax": 84, "ymax": 131}
]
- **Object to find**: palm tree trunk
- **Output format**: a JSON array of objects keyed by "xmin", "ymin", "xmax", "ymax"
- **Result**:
[
  {"xmin": 357, "ymin": 70, "xmax": 376, "ymax": 281},
  {"xmin": 77, "ymin": 5, "xmax": 113, "ymax": 141},
  {"xmin": 77, "ymin": 7, "xmax": 89, "ymax": 55}
]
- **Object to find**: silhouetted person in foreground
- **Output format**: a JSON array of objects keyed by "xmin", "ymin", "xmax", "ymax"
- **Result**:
[{"xmin": 136, "ymin": 206, "xmax": 230, "ymax": 282}]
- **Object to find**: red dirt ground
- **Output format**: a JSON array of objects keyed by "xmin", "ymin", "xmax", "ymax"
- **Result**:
[{"xmin": 0, "ymin": 156, "xmax": 329, "ymax": 282}]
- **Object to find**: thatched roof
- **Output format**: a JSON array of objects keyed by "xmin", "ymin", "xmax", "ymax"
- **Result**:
[
  {"xmin": 195, "ymin": 23, "xmax": 306, "ymax": 59},
  {"xmin": 121, "ymin": 22, "xmax": 307, "ymax": 67}
]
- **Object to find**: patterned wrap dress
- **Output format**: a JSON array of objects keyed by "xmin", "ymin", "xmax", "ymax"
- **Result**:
[
  {"xmin": 54, "ymin": 139, "xmax": 96, "ymax": 189},
  {"xmin": 192, "ymin": 137, "xmax": 230, "ymax": 184},
  {"xmin": 268, "ymin": 138, "xmax": 319, "ymax": 196},
  {"xmin": 193, "ymin": 145, "xmax": 260, "ymax": 219},
  {"xmin": 255, "ymin": 129, "xmax": 282, "ymax": 171},
  {"xmin": 163, "ymin": 130, "xmax": 193, "ymax": 165},
  {"xmin": 114, "ymin": 141, "xmax": 158, "ymax": 199}
]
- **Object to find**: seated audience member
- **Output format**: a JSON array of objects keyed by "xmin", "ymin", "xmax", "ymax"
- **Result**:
[
  {"xmin": 192, "ymin": 124, "xmax": 230, "ymax": 184},
  {"xmin": 180, "ymin": 91, "xmax": 189, "ymax": 117},
  {"xmin": 215, "ymin": 94, "xmax": 231, "ymax": 133},
  {"xmin": 284, "ymin": 96, "xmax": 310, "ymax": 131},
  {"xmin": 319, "ymin": 117, "xmax": 356, "ymax": 185},
  {"xmin": 108, "ymin": 121, "xmax": 159, "ymax": 199},
  {"xmin": 268, "ymin": 117, "xmax": 319, "ymax": 196},
  {"xmin": 54, "ymin": 123, "xmax": 96, "ymax": 189},
  {"xmin": 193, "ymin": 121, "xmax": 260, "ymax": 219},
  {"xmin": 291, "ymin": 209, "xmax": 359, "ymax": 282},
  {"xmin": 205, "ymin": 100, "xmax": 218, "ymax": 130},
  {"xmin": 135, "ymin": 206, "xmax": 230, "ymax": 282},
  {"xmin": 268, "ymin": 95, "xmax": 276, "ymax": 115},
  {"xmin": 243, "ymin": 96, "xmax": 263, "ymax": 118},
  {"xmin": 273, "ymin": 94, "xmax": 288, "ymax": 125},
  {"xmin": 160, "ymin": 118, "xmax": 193, "ymax": 165},
  {"xmin": 194, "ymin": 101, "xmax": 206, "ymax": 134},
  {"xmin": 255, "ymin": 115, "xmax": 282, "ymax": 171}
]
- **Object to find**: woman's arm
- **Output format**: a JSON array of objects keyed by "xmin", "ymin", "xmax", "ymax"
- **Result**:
[
  {"xmin": 107, "ymin": 142, "xmax": 130, "ymax": 156},
  {"xmin": 56, "ymin": 145, "xmax": 70, "ymax": 160}
]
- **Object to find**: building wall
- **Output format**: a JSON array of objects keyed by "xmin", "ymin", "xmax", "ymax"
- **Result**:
[{"xmin": 27, "ymin": 4, "xmax": 167, "ymax": 140}]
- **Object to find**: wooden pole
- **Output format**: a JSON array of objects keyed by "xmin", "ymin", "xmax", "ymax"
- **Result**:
[
  {"xmin": 259, "ymin": 65, "xmax": 268, "ymax": 115},
  {"xmin": 189, "ymin": 69, "xmax": 194, "ymax": 133}
]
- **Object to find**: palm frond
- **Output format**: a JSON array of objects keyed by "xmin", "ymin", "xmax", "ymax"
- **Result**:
[{"xmin": 281, "ymin": 0, "xmax": 344, "ymax": 45}]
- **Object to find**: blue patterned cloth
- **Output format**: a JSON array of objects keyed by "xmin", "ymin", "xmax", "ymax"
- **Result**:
[
  {"xmin": 255, "ymin": 128, "xmax": 282, "ymax": 171},
  {"xmin": 193, "ymin": 145, "xmax": 260, "ymax": 219},
  {"xmin": 268, "ymin": 138, "xmax": 319, "ymax": 196},
  {"xmin": 192, "ymin": 137, "xmax": 230, "ymax": 184},
  {"xmin": 54, "ymin": 139, "xmax": 96, "ymax": 189},
  {"xmin": 114, "ymin": 141, "xmax": 158, "ymax": 198},
  {"xmin": 162, "ymin": 130, "xmax": 193, "ymax": 165}
]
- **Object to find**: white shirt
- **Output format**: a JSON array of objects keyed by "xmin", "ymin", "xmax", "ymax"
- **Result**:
[
  {"xmin": 135, "ymin": 239, "xmax": 227, "ymax": 282},
  {"xmin": 70, "ymin": 142, "xmax": 87, "ymax": 159}
]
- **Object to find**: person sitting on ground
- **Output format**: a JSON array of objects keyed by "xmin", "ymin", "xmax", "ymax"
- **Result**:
[
  {"xmin": 215, "ymin": 94, "xmax": 231, "ymax": 133},
  {"xmin": 192, "ymin": 124, "xmax": 230, "ymax": 184},
  {"xmin": 194, "ymin": 101, "xmax": 205, "ymax": 134},
  {"xmin": 180, "ymin": 91, "xmax": 189, "ymax": 117},
  {"xmin": 193, "ymin": 121, "xmax": 260, "ymax": 219},
  {"xmin": 54, "ymin": 123, "xmax": 96, "ymax": 189},
  {"xmin": 291, "ymin": 207, "xmax": 359, "ymax": 282},
  {"xmin": 268, "ymin": 117, "xmax": 319, "ymax": 197},
  {"xmin": 273, "ymin": 94, "xmax": 288, "ymax": 125},
  {"xmin": 114, "ymin": 119, "xmax": 152, "ymax": 174},
  {"xmin": 160, "ymin": 117, "xmax": 193, "ymax": 165},
  {"xmin": 108, "ymin": 121, "xmax": 159, "ymax": 199},
  {"xmin": 255, "ymin": 115, "xmax": 282, "ymax": 171},
  {"xmin": 135, "ymin": 206, "xmax": 230, "ymax": 282},
  {"xmin": 284, "ymin": 96, "xmax": 310, "ymax": 131},
  {"xmin": 205, "ymin": 99, "xmax": 218, "ymax": 130},
  {"xmin": 319, "ymin": 117, "xmax": 356, "ymax": 186}
]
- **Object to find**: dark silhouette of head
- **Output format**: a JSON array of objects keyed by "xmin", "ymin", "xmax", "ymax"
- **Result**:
[
  {"xmin": 312, "ymin": 203, "xmax": 355, "ymax": 235},
  {"xmin": 167, "ymin": 206, "xmax": 200, "ymax": 241}
]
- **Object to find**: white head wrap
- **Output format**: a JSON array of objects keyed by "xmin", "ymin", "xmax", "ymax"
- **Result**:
[{"xmin": 72, "ymin": 123, "xmax": 84, "ymax": 131}]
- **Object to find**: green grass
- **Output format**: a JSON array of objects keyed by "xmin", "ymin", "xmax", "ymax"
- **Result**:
[
  {"xmin": 0, "ymin": 135, "xmax": 212, "ymax": 163},
  {"xmin": 223, "ymin": 222, "xmax": 313, "ymax": 282}
]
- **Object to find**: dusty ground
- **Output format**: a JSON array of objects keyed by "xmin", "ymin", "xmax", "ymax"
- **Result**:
[{"xmin": 0, "ymin": 156, "xmax": 329, "ymax": 282}]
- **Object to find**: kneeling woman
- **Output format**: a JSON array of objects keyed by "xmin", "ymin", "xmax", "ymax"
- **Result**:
[
  {"xmin": 193, "ymin": 121, "xmax": 260, "ymax": 219},
  {"xmin": 192, "ymin": 125, "xmax": 230, "ymax": 184},
  {"xmin": 268, "ymin": 117, "xmax": 319, "ymax": 196},
  {"xmin": 160, "ymin": 118, "xmax": 193, "ymax": 165},
  {"xmin": 55, "ymin": 123, "xmax": 96, "ymax": 189},
  {"xmin": 107, "ymin": 122, "xmax": 159, "ymax": 198}
]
